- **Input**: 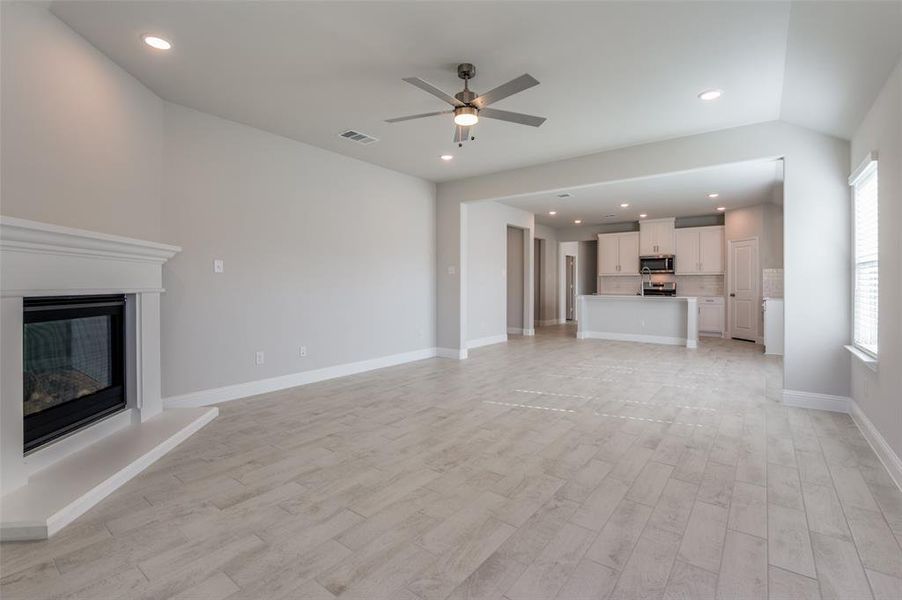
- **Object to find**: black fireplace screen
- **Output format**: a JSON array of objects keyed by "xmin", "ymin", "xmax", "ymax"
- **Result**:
[{"xmin": 23, "ymin": 295, "xmax": 126, "ymax": 452}]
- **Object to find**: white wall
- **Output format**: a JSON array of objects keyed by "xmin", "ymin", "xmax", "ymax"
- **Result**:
[
  {"xmin": 0, "ymin": 2, "xmax": 163, "ymax": 241},
  {"xmin": 438, "ymin": 120, "xmax": 850, "ymax": 399},
  {"xmin": 160, "ymin": 104, "xmax": 436, "ymax": 397},
  {"xmin": 850, "ymin": 60, "xmax": 902, "ymax": 463},
  {"xmin": 466, "ymin": 201, "xmax": 533, "ymax": 344}
]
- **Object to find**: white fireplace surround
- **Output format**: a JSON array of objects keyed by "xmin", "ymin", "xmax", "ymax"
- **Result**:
[{"xmin": 0, "ymin": 217, "xmax": 217, "ymax": 540}]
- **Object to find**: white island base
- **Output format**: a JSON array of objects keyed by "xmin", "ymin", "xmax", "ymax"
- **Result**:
[{"xmin": 577, "ymin": 295, "xmax": 699, "ymax": 348}]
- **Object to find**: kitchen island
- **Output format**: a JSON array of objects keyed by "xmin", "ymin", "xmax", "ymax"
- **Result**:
[{"xmin": 577, "ymin": 294, "xmax": 699, "ymax": 348}]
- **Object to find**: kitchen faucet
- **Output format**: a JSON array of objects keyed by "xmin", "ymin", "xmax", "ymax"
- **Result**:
[{"xmin": 640, "ymin": 266, "xmax": 651, "ymax": 296}]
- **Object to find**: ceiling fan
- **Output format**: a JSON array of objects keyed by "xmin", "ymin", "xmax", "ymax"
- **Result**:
[{"xmin": 385, "ymin": 63, "xmax": 546, "ymax": 146}]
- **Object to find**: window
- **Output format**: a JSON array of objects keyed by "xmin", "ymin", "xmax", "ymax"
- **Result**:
[{"xmin": 850, "ymin": 155, "xmax": 878, "ymax": 357}]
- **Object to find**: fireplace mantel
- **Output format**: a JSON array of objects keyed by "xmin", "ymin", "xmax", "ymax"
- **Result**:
[{"xmin": 0, "ymin": 216, "xmax": 217, "ymax": 540}]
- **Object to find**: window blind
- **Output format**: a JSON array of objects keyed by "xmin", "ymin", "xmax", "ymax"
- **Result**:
[{"xmin": 851, "ymin": 160, "xmax": 878, "ymax": 357}]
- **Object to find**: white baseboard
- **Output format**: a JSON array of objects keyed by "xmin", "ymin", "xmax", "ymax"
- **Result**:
[
  {"xmin": 164, "ymin": 347, "xmax": 440, "ymax": 408},
  {"xmin": 467, "ymin": 334, "xmax": 508, "ymax": 349},
  {"xmin": 782, "ymin": 389, "xmax": 851, "ymax": 413},
  {"xmin": 577, "ymin": 330, "xmax": 687, "ymax": 346},
  {"xmin": 436, "ymin": 347, "xmax": 468, "ymax": 360},
  {"xmin": 851, "ymin": 400, "xmax": 902, "ymax": 492},
  {"xmin": 507, "ymin": 327, "xmax": 523, "ymax": 335},
  {"xmin": 523, "ymin": 328, "xmax": 535, "ymax": 336}
]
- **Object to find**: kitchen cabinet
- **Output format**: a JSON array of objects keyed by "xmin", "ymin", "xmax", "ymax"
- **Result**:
[
  {"xmin": 639, "ymin": 218, "xmax": 675, "ymax": 255},
  {"xmin": 674, "ymin": 226, "xmax": 723, "ymax": 274},
  {"xmin": 597, "ymin": 232, "xmax": 639, "ymax": 276},
  {"xmin": 698, "ymin": 296, "xmax": 725, "ymax": 336}
]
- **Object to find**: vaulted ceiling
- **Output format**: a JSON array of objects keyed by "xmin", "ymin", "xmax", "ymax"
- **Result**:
[{"xmin": 51, "ymin": 1, "xmax": 901, "ymax": 182}]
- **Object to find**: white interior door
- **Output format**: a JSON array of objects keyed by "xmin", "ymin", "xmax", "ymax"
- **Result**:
[{"xmin": 729, "ymin": 238, "xmax": 759, "ymax": 341}]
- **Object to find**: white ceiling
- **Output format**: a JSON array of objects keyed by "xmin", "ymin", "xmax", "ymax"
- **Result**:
[
  {"xmin": 498, "ymin": 159, "xmax": 783, "ymax": 227},
  {"xmin": 50, "ymin": 1, "xmax": 900, "ymax": 183}
]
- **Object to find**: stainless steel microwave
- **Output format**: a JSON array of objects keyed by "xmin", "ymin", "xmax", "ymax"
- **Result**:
[{"xmin": 639, "ymin": 255, "xmax": 675, "ymax": 273}]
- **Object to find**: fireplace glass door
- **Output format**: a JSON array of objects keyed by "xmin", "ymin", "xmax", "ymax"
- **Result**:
[{"xmin": 23, "ymin": 295, "xmax": 126, "ymax": 452}]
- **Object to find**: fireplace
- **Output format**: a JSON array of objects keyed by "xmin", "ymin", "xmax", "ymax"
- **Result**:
[{"xmin": 23, "ymin": 295, "xmax": 126, "ymax": 452}]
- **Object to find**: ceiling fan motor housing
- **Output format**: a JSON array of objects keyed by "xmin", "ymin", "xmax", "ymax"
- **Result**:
[{"xmin": 457, "ymin": 63, "xmax": 476, "ymax": 80}]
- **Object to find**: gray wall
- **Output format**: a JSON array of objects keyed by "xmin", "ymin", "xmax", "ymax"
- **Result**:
[
  {"xmin": 160, "ymin": 104, "xmax": 436, "ymax": 397},
  {"xmin": 0, "ymin": 2, "xmax": 163, "ymax": 241},
  {"xmin": 850, "ymin": 59, "xmax": 902, "ymax": 462},
  {"xmin": 506, "ymin": 227, "xmax": 524, "ymax": 331},
  {"xmin": 466, "ymin": 200, "xmax": 533, "ymax": 343},
  {"xmin": 1, "ymin": 3, "xmax": 437, "ymax": 401}
]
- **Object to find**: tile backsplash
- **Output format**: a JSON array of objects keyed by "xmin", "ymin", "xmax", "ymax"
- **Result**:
[
  {"xmin": 763, "ymin": 268, "xmax": 784, "ymax": 298},
  {"xmin": 675, "ymin": 275, "xmax": 724, "ymax": 297},
  {"xmin": 598, "ymin": 276, "xmax": 640, "ymax": 295}
]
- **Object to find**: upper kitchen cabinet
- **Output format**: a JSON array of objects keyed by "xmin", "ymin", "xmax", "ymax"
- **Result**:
[
  {"xmin": 597, "ymin": 232, "xmax": 639, "ymax": 276},
  {"xmin": 675, "ymin": 225, "xmax": 724, "ymax": 274},
  {"xmin": 639, "ymin": 218, "xmax": 675, "ymax": 255}
]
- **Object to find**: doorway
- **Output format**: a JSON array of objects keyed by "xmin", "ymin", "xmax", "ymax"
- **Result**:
[
  {"xmin": 534, "ymin": 238, "xmax": 543, "ymax": 325},
  {"xmin": 565, "ymin": 255, "xmax": 576, "ymax": 321},
  {"xmin": 729, "ymin": 237, "xmax": 759, "ymax": 342},
  {"xmin": 507, "ymin": 226, "xmax": 525, "ymax": 334}
]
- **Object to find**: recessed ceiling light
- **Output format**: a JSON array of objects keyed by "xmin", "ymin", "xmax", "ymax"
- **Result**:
[
  {"xmin": 708, "ymin": 193, "xmax": 719, "ymax": 199},
  {"xmin": 717, "ymin": 206, "xmax": 726, "ymax": 211},
  {"xmin": 548, "ymin": 210, "xmax": 557, "ymax": 215},
  {"xmin": 574, "ymin": 219, "xmax": 582, "ymax": 224},
  {"xmin": 639, "ymin": 213, "xmax": 647, "ymax": 218},
  {"xmin": 698, "ymin": 89, "xmax": 723, "ymax": 101},
  {"xmin": 620, "ymin": 203, "xmax": 630, "ymax": 208},
  {"xmin": 142, "ymin": 34, "xmax": 172, "ymax": 50},
  {"xmin": 440, "ymin": 154, "xmax": 453, "ymax": 161}
]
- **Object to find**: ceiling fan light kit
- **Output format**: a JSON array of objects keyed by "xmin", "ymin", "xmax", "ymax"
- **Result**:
[{"xmin": 386, "ymin": 63, "xmax": 546, "ymax": 147}]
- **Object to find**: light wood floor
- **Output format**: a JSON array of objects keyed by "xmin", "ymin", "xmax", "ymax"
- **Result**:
[{"xmin": 3, "ymin": 324, "xmax": 902, "ymax": 599}]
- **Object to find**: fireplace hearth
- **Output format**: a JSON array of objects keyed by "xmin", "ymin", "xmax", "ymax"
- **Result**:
[{"xmin": 23, "ymin": 295, "xmax": 127, "ymax": 452}]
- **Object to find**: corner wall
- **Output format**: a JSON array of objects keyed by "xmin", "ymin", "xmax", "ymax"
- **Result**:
[{"xmin": 849, "ymin": 59, "xmax": 902, "ymax": 472}]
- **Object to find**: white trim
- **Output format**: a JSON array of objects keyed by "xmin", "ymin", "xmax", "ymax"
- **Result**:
[
  {"xmin": 782, "ymin": 389, "xmax": 851, "ymax": 413},
  {"xmin": 467, "ymin": 334, "xmax": 508, "ymax": 349},
  {"xmin": 577, "ymin": 330, "xmax": 688, "ymax": 347},
  {"xmin": 851, "ymin": 400, "xmax": 902, "ymax": 492},
  {"xmin": 1, "ymin": 407, "xmax": 217, "ymax": 540},
  {"xmin": 523, "ymin": 328, "xmax": 535, "ymax": 336},
  {"xmin": 849, "ymin": 151, "xmax": 878, "ymax": 185},
  {"xmin": 165, "ymin": 347, "xmax": 442, "ymax": 408},
  {"xmin": 436, "ymin": 347, "xmax": 468, "ymax": 360},
  {"xmin": 845, "ymin": 344, "xmax": 878, "ymax": 372},
  {"xmin": 507, "ymin": 327, "xmax": 524, "ymax": 335}
]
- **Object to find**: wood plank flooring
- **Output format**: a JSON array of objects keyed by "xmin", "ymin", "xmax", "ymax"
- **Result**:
[{"xmin": 3, "ymin": 324, "xmax": 902, "ymax": 599}]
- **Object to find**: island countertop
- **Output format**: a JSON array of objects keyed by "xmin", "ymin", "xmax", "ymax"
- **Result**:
[{"xmin": 576, "ymin": 294, "xmax": 698, "ymax": 348}]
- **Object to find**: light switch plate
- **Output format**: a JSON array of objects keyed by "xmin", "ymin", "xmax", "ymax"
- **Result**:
[
  {"xmin": 214, "ymin": 259, "xmax": 224, "ymax": 273},
  {"xmin": 255, "ymin": 351, "xmax": 264, "ymax": 365},
  {"xmin": 447, "ymin": 265, "xmax": 456, "ymax": 275}
]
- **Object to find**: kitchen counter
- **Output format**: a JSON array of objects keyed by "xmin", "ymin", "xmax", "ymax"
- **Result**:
[{"xmin": 577, "ymin": 294, "xmax": 698, "ymax": 348}]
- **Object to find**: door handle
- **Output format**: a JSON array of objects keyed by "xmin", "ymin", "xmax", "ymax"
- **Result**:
[{"xmin": 729, "ymin": 293, "xmax": 736, "ymax": 297}]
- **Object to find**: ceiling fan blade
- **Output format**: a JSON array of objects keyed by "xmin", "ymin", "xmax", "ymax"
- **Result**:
[
  {"xmin": 385, "ymin": 110, "xmax": 452, "ymax": 123},
  {"xmin": 402, "ymin": 77, "xmax": 464, "ymax": 107},
  {"xmin": 472, "ymin": 74, "xmax": 539, "ymax": 108},
  {"xmin": 453, "ymin": 125, "xmax": 471, "ymax": 143},
  {"xmin": 479, "ymin": 107, "xmax": 546, "ymax": 127}
]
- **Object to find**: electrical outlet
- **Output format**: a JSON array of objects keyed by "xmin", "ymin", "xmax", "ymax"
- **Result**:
[
  {"xmin": 448, "ymin": 265, "xmax": 456, "ymax": 275},
  {"xmin": 255, "ymin": 351, "xmax": 264, "ymax": 365},
  {"xmin": 299, "ymin": 346, "xmax": 307, "ymax": 357},
  {"xmin": 213, "ymin": 259, "xmax": 224, "ymax": 273}
]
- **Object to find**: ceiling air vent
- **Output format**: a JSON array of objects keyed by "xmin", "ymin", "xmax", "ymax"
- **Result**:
[
  {"xmin": 557, "ymin": 192, "xmax": 573, "ymax": 198},
  {"xmin": 339, "ymin": 129, "xmax": 379, "ymax": 145}
]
